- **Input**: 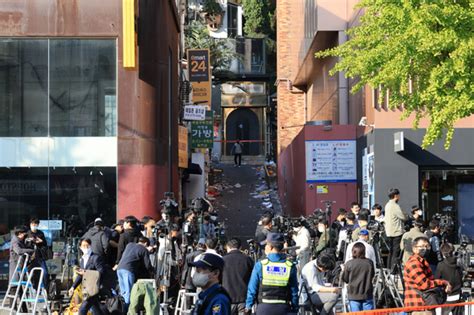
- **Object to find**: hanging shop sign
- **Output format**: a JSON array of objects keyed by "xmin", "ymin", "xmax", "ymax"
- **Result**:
[
  {"xmin": 183, "ymin": 105, "xmax": 207, "ymax": 121},
  {"xmin": 188, "ymin": 49, "xmax": 212, "ymax": 107},
  {"xmin": 305, "ymin": 140, "xmax": 357, "ymax": 183},
  {"xmin": 191, "ymin": 111, "xmax": 214, "ymax": 149},
  {"xmin": 178, "ymin": 126, "xmax": 189, "ymax": 168}
]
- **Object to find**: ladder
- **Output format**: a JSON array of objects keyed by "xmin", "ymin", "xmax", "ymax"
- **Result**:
[
  {"xmin": 0, "ymin": 254, "xmax": 30, "ymax": 314},
  {"xmin": 17, "ymin": 267, "xmax": 51, "ymax": 315},
  {"xmin": 174, "ymin": 289, "xmax": 199, "ymax": 315}
]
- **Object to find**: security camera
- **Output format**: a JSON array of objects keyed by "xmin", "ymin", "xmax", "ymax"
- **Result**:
[{"xmin": 358, "ymin": 117, "xmax": 368, "ymax": 126}]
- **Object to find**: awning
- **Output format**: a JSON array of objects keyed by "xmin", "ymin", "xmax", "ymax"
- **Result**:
[{"xmin": 183, "ymin": 162, "xmax": 202, "ymax": 175}]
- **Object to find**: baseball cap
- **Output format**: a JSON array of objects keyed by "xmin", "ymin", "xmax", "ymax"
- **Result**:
[
  {"xmin": 94, "ymin": 218, "xmax": 104, "ymax": 226},
  {"xmin": 190, "ymin": 253, "xmax": 224, "ymax": 270},
  {"xmin": 359, "ymin": 229, "xmax": 369, "ymax": 236},
  {"xmin": 260, "ymin": 232, "xmax": 285, "ymax": 246}
]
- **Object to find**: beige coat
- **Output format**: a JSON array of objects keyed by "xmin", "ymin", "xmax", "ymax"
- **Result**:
[
  {"xmin": 400, "ymin": 227, "xmax": 426, "ymax": 264},
  {"xmin": 384, "ymin": 199, "xmax": 407, "ymax": 237}
]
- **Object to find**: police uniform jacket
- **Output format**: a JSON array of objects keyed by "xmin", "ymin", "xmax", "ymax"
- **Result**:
[{"xmin": 245, "ymin": 253, "xmax": 298, "ymax": 311}]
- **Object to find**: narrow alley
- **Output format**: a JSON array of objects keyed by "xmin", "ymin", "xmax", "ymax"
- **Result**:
[{"xmin": 208, "ymin": 163, "xmax": 281, "ymax": 244}]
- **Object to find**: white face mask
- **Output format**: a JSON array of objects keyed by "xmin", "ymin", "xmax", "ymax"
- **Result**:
[
  {"xmin": 210, "ymin": 216, "xmax": 217, "ymax": 221},
  {"xmin": 417, "ymin": 210, "xmax": 423, "ymax": 216},
  {"xmin": 30, "ymin": 225, "xmax": 38, "ymax": 232},
  {"xmin": 318, "ymin": 226, "xmax": 325, "ymax": 233},
  {"xmin": 192, "ymin": 271, "xmax": 210, "ymax": 288},
  {"xmin": 81, "ymin": 247, "xmax": 92, "ymax": 256}
]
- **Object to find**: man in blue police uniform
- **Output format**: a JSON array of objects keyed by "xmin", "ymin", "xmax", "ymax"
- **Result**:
[
  {"xmin": 191, "ymin": 253, "xmax": 231, "ymax": 315},
  {"xmin": 245, "ymin": 233, "xmax": 299, "ymax": 315}
]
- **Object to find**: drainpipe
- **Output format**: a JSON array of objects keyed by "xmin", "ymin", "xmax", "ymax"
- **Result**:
[{"xmin": 338, "ymin": 31, "xmax": 349, "ymax": 125}]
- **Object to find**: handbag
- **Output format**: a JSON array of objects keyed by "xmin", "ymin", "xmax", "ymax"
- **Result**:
[
  {"xmin": 105, "ymin": 295, "xmax": 125, "ymax": 314},
  {"xmin": 82, "ymin": 270, "xmax": 101, "ymax": 298},
  {"xmin": 418, "ymin": 287, "xmax": 447, "ymax": 306}
]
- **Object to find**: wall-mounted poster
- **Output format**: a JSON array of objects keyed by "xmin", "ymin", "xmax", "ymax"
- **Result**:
[
  {"xmin": 367, "ymin": 153, "xmax": 375, "ymax": 207},
  {"xmin": 305, "ymin": 140, "xmax": 357, "ymax": 182},
  {"xmin": 362, "ymin": 148, "xmax": 369, "ymax": 209}
]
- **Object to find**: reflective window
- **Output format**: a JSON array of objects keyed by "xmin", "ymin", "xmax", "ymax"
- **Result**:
[
  {"xmin": 0, "ymin": 166, "xmax": 116, "ymax": 288},
  {"xmin": 49, "ymin": 40, "xmax": 116, "ymax": 136},
  {"xmin": 227, "ymin": 3, "xmax": 239, "ymax": 38},
  {"xmin": 0, "ymin": 40, "xmax": 48, "ymax": 136},
  {"xmin": 0, "ymin": 39, "xmax": 116, "ymax": 137}
]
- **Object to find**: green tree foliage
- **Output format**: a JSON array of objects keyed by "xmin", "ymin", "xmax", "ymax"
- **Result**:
[
  {"xmin": 185, "ymin": 20, "xmax": 240, "ymax": 73},
  {"xmin": 316, "ymin": 0, "xmax": 473, "ymax": 149},
  {"xmin": 241, "ymin": 0, "xmax": 276, "ymax": 39}
]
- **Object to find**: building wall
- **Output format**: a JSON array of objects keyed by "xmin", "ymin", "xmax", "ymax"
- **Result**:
[
  {"xmin": 0, "ymin": 0, "xmax": 180, "ymax": 221},
  {"xmin": 369, "ymin": 128, "xmax": 474, "ymax": 212},
  {"xmin": 276, "ymin": 0, "xmax": 306, "ymax": 156},
  {"xmin": 118, "ymin": 0, "xmax": 180, "ymax": 219},
  {"xmin": 278, "ymin": 125, "xmax": 358, "ymax": 217}
]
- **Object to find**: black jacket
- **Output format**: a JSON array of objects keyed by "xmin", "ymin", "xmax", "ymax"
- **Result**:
[
  {"xmin": 222, "ymin": 250, "xmax": 254, "ymax": 303},
  {"xmin": 435, "ymin": 256, "xmax": 463, "ymax": 295},
  {"xmin": 117, "ymin": 243, "xmax": 153, "ymax": 278},
  {"xmin": 73, "ymin": 253, "xmax": 108, "ymax": 290},
  {"xmin": 27, "ymin": 229, "xmax": 49, "ymax": 261},
  {"xmin": 9, "ymin": 235, "xmax": 35, "ymax": 279},
  {"xmin": 182, "ymin": 249, "xmax": 205, "ymax": 290},
  {"xmin": 342, "ymin": 258, "xmax": 375, "ymax": 300},
  {"xmin": 116, "ymin": 228, "xmax": 141, "ymax": 264},
  {"xmin": 425, "ymin": 230, "xmax": 442, "ymax": 265},
  {"xmin": 82, "ymin": 226, "xmax": 110, "ymax": 258}
]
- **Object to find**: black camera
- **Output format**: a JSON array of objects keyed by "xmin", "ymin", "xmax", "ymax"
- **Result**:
[{"xmin": 367, "ymin": 218, "xmax": 384, "ymax": 232}]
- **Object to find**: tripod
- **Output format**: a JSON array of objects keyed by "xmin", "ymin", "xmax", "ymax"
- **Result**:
[
  {"xmin": 159, "ymin": 250, "xmax": 173, "ymax": 315},
  {"xmin": 371, "ymin": 231, "xmax": 403, "ymax": 308}
]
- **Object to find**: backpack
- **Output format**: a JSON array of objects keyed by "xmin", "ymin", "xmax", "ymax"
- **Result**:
[{"xmin": 47, "ymin": 278, "xmax": 62, "ymax": 300}]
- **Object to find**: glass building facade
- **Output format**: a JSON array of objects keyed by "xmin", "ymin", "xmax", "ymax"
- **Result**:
[{"xmin": 0, "ymin": 38, "xmax": 117, "ymax": 286}]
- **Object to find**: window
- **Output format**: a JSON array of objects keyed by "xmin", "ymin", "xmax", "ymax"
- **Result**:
[
  {"xmin": 0, "ymin": 39, "xmax": 117, "ymax": 137},
  {"xmin": 49, "ymin": 40, "xmax": 116, "ymax": 136},
  {"xmin": 0, "ymin": 40, "xmax": 48, "ymax": 136},
  {"xmin": 227, "ymin": 3, "xmax": 239, "ymax": 38}
]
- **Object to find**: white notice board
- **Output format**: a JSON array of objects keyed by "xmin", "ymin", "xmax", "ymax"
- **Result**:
[{"xmin": 305, "ymin": 140, "xmax": 357, "ymax": 182}]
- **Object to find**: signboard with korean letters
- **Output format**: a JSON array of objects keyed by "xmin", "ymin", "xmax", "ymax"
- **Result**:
[{"xmin": 305, "ymin": 140, "xmax": 357, "ymax": 182}]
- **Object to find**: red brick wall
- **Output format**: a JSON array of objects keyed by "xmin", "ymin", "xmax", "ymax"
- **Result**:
[{"xmin": 276, "ymin": 0, "xmax": 306, "ymax": 155}]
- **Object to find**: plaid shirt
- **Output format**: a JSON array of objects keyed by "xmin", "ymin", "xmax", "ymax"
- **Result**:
[{"xmin": 403, "ymin": 254, "xmax": 448, "ymax": 307}]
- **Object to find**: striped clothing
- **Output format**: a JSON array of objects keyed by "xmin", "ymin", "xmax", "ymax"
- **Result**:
[{"xmin": 403, "ymin": 254, "xmax": 448, "ymax": 307}]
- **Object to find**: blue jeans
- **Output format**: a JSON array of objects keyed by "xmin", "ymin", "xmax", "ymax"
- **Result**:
[
  {"xmin": 349, "ymin": 299, "xmax": 374, "ymax": 312},
  {"xmin": 117, "ymin": 269, "xmax": 135, "ymax": 310},
  {"xmin": 79, "ymin": 295, "xmax": 103, "ymax": 315}
]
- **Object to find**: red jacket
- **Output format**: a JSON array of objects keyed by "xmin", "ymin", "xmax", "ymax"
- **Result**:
[{"xmin": 403, "ymin": 254, "xmax": 448, "ymax": 307}]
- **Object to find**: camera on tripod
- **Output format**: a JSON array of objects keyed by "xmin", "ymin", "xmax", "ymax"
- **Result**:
[
  {"xmin": 367, "ymin": 219, "xmax": 384, "ymax": 233},
  {"xmin": 160, "ymin": 192, "xmax": 178, "ymax": 213}
]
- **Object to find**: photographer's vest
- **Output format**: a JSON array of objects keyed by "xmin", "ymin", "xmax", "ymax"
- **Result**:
[{"xmin": 258, "ymin": 259, "xmax": 293, "ymax": 304}]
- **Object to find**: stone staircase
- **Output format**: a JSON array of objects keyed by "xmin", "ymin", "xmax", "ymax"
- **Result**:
[{"xmin": 219, "ymin": 155, "xmax": 266, "ymax": 165}]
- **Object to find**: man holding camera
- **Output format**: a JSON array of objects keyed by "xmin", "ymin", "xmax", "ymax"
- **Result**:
[
  {"xmin": 245, "ymin": 233, "xmax": 298, "ymax": 315},
  {"xmin": 384, "ymin": 188, "xmax": 408, "ymax": 271},
  {"xmin": 301, "ymin": 255, "xmax": 341, "ymax": 315},
  {"xmin": 9, "ymin": 226, "xmax": 36, "ymax": 283},
  {"xmin": 27, "ymin": 218, "xmax": 50, "ymax": 286}
]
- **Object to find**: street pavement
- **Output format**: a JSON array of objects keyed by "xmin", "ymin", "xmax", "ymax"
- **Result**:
[{"xmin": 210, "ymin": 163, "xmax": 281, "ymax": 247}]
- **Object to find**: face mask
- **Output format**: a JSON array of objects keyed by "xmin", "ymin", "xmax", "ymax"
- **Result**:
[
  {"xmin": 210, "ymin": 216, "xmax": 217, "ymax": 221},
  {"xmin": 30, "ymin": 226, "xmax": 37, "ymax": 232},
  {"xmin": 417, "ymin": 210, "xmax": 423, "ymax": 216},
  {"xmin": 192, "ymin": 271, "xmax": 210, "ymax": 287},
  {"xmin": 318, "ymin": 226, "xmax": 325, "ymax": 233},
  {"xmin": 418, "ymin": 248, "xmax": 428, "ymax": 257},
  {"xmin": 81, "ymin": 247, "xmax": 92, "ymax": 255}
]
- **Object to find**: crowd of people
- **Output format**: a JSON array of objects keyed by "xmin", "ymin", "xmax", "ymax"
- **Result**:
[{"xmin": 6, "ymin": 188, "xmax": 467, "ymax": 315}]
